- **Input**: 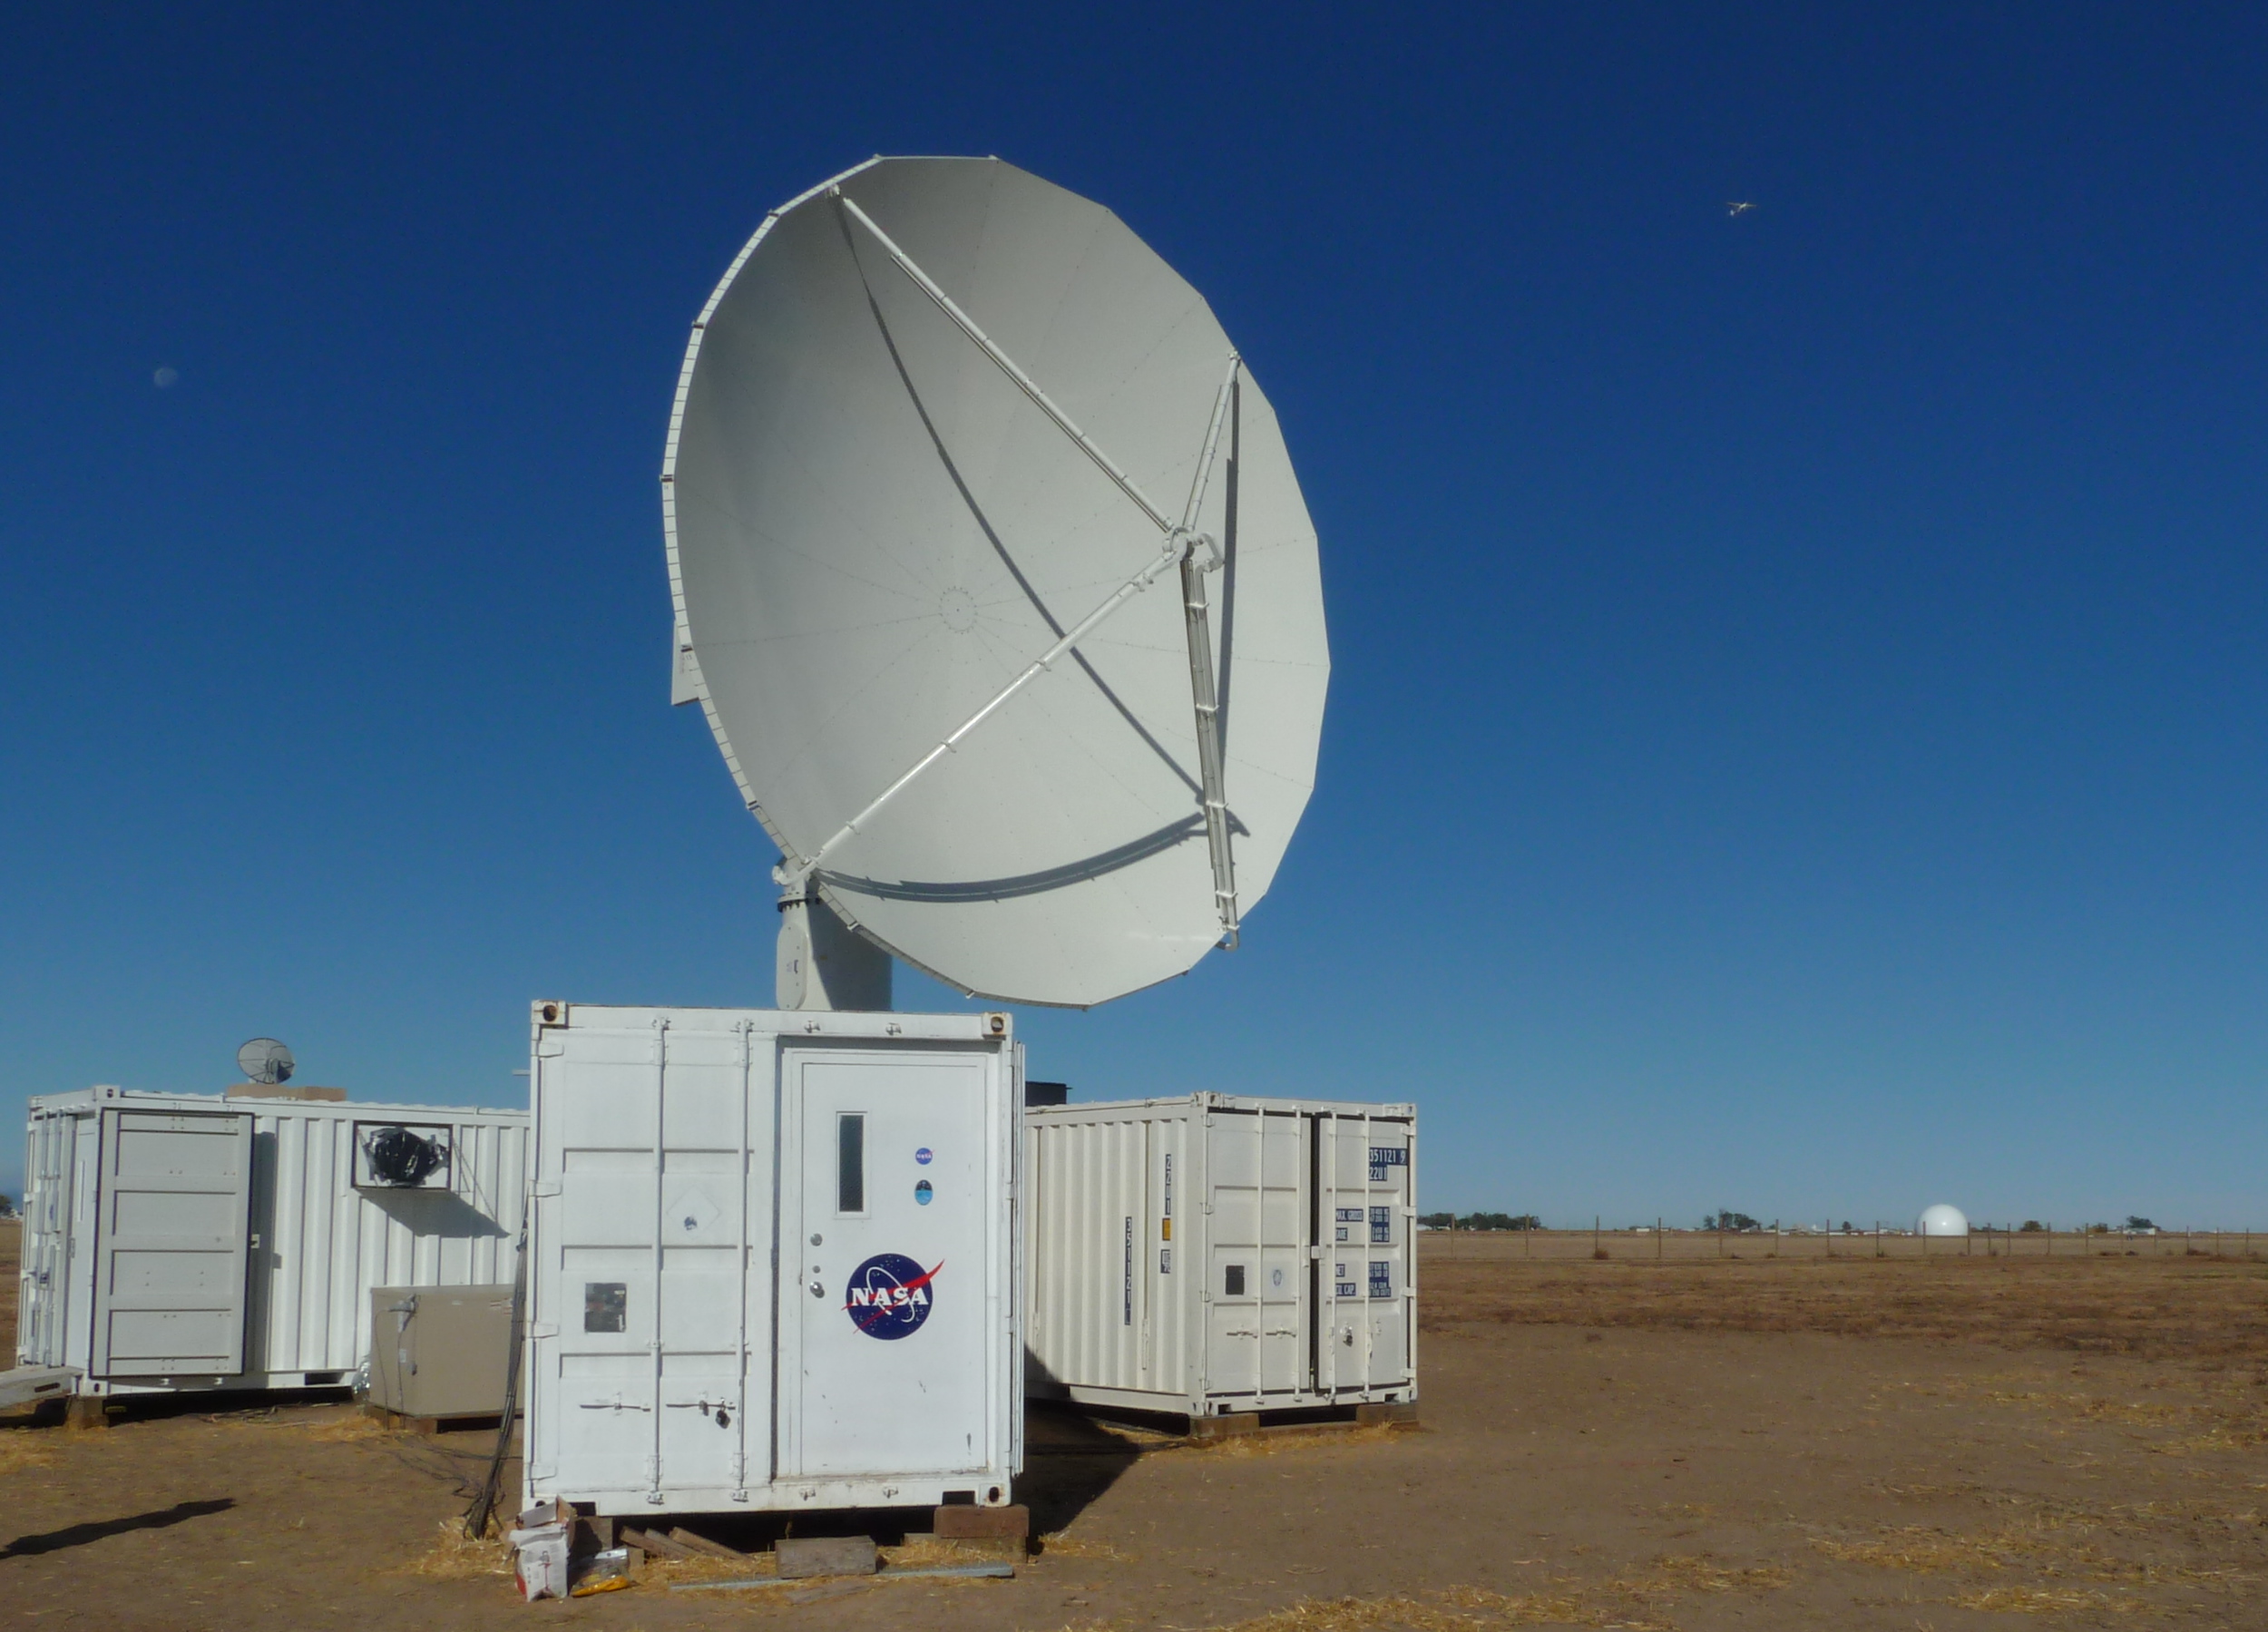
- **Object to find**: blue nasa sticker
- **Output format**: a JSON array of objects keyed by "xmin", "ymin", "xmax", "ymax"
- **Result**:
[
  {"xmin": 914, "ymin": 1147, "xmax": 933, "ymax": 1165},
  {"xmin": 914, "ymin": 1180, "xmax": 934, "ymax": 1206},
  {"xmin": 843, "ymin": 1252, "xmax": 939, "ymax": 1340}
]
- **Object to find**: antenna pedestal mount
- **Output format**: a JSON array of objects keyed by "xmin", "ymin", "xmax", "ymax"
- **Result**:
[{"xmin": 776, "ymin": 884, "xmax": 893, "ymax": 1012}]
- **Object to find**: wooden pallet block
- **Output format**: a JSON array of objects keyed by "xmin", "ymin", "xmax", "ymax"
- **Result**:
[
  {"xmin": 777, "ymin": 1535, "xmax": 879, "ymax": 1578},
  {"xmin": 64, "ymin": 1396, "xmax": 112, "ymax": 1432},
  {"xmin": 618, "ymin": 1525, "xmax": 699, "ymax": 1561},
  {"xmin": 668, "ymin": 1527, "xmax": 751, "ymax": 1560}
]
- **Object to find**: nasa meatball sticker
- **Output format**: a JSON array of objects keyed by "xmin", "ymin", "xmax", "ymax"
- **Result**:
[{"xmin": 843, "ymin": 1253, "xmax": 940, "ymax": 1340}]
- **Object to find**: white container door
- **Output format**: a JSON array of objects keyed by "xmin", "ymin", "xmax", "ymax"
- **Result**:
[
  {"xmin": 1203, "ymin": 1108, "xmax": 1310, "ymax": 1397},
  {"xmin": 1315, "ymin": 1116, "xmax": 1413, "ymax": 1393},
  {"xmin": 18, "ymin": 1114, "xmax": 77, "ymax": 1366},
  {"xmin": 543, "ymin": 1021, "xmax": 759, "ymax": 1502},
  {"xmin": 90, "ymin": 1109, "xmax": 254, "ymax": 1377},
  {"xmin": 782, "ymin": 1050, "xmax": 992, "ymax": 1477}
]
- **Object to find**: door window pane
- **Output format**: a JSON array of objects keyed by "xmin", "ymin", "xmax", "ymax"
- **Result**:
[
  {"xmin": 837, "ymin": 1113, "xmax": 865, "ymax": 1213},
  {"xmin": 584, "ymin": 1283, "xmax": 626, "ymax": 1333}
]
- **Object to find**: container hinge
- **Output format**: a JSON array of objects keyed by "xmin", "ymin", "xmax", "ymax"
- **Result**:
[
  {"xmin": 526, "ymin": 1461, "xmax": 556, "ymax": 1481},
  {"xmin": 531, "ymin": 1181, "xmax": 562, "ymax": 1199},
  {"xmin": 1307, "ymin": 1245, "xmax": 1324, "ymax": 1259},
  {"xmin": 528, "ymin": 1322, "xmax": 558, "ymax": 1340}
]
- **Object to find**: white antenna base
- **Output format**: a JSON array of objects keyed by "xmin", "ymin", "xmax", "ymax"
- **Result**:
[{"xmin": 776, "ymin": 885, "xmax": 894, "ymax": 1011}]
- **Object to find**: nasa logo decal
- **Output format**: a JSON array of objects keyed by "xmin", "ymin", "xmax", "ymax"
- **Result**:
[{"xmin": 842, "ymin": 1252, "xmax": 940, "ymax": 1340}]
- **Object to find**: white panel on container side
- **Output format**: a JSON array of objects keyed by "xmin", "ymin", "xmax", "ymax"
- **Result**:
[
  {"xmin": 1315, "ymin": 1115, "xmax": 1413, "ymax": 1395},
  {"xmin": 18, "ymin": 1112, "xmax": 77, "ymax": 1367},
  {"xmin": 1203, "ymin": 1109, "xmax": 1307, "ymax": 1398},
  {"xmin": 654, "ymin": 1027, "xmax": 754, "ymax": 1498},
  {"xmin": 91, "ymin": 1109, "xmax": 255, "ymax": 1377},
  {"xmin": 546, "ymin": 1028, "xmax": 663, "ymax": 1498}
]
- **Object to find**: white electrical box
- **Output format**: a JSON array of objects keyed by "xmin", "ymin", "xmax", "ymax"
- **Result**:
[
  {"xmin": 15, "ymin": 1089, "xmax": 526, "ymax": 1396},
  {"xmin": 1025, "ymin": 1093, "xmax": 1416, "ymax": 1418},
  {"xmin": 522, "ymin": 1003, "xmax": 1022, "ymax": 1517}
]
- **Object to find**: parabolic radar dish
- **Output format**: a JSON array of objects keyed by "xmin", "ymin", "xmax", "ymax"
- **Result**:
[{"xmin": 663, "ymin": 156, "xmax": 1329, "ymax": 1007}]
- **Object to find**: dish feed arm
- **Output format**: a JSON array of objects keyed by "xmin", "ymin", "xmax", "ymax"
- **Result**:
[{"xmin": 1178, "ymin": 358, "xmax": 1242, "ymax": 947}]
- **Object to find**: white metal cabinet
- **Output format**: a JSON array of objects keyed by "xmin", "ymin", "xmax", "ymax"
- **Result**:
[
  {"xmin": 1027, "ymin": 1093, "xmax": 1416, "ymax": 1418},
  {"xmin": 523, "ymin": 1004, "xmax": 1021, "ymax": 1518}
]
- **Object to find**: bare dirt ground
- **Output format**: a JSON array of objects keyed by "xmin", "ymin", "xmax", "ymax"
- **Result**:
[{"xmin": 6, "ymin": 1223, "xmax": 2267, "ymax": 1630}]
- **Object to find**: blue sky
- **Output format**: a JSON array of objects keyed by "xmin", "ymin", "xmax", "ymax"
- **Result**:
[{"xmin": 4, "ymin": 5, "xmax": 2263, "ymax": 1226}]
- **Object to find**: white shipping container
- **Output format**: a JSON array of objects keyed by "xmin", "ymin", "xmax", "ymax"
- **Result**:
[
  {"xmin": 1026, "ymin": 1094, "xmax": 1416, "ymax": 1418},
  {"xmin": 15, "ymin": 1087, "xmax": 527, "ymax": 1395},
  {"xmin": 523, "ymin": 1003, "xmax": 1022, "ymax": 1517}
]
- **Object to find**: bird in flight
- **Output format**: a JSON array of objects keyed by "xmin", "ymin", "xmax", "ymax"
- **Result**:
[{"xmin": 1726, "ymin": 200, "xmax": 1755, "ymax": 218}]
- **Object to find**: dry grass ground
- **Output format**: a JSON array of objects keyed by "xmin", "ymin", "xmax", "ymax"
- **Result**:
[
  {"xmin": 5, "ymin": 1223, "xmax": 2265, "ymax": 1630},
  {"xmin": 1425, "ymin": 1228, "xmax": 2268, "ymax": 1360}
]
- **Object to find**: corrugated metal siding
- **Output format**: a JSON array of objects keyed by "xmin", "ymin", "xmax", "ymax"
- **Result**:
[
  {"xmin": 16, "ymin": 1110, "xmax": 79, "ymax": 1368},
  {"xmin": 1029, "ymin": 1109, "xmax": 1199, "ymax": 1400},
  {"xmin": 17, "ymin": 1090, "xmax": 527, "ymax": 1386},
  {"xmin": 1028, "ymin": 1094, "xmax": 1417, "ymax": 1412},
  {"xmin": 253, "ymin": 1105, "xmax": 528, "ymax": 1373}
]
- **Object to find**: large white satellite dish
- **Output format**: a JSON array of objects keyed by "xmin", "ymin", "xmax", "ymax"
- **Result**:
[{"xmin": 664, "ymin": 157, "xmax": 1328, "ymax": 1008}]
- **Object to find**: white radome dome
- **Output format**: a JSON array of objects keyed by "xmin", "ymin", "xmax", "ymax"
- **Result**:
[{"xmin": 1918, "ymin": 1204, "xmax": 1970, "ymax": 1237}]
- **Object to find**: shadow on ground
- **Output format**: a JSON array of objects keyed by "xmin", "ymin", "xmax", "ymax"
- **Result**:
[{"xmin": 2, "ymin": 1498, "xmax": 236, "ymax": 1559}]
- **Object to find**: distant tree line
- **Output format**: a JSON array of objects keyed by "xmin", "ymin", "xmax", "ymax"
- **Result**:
[
  {"xmin": 2024, "ymin": 1217, "xmax": 2157, "ymax": 1234},
  {"xmin": 1413, "ymin": 1209, "xmax": 2175, "ymax": 1236}
]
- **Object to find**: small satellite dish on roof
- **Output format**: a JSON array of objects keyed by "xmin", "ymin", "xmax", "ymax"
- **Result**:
[
  {"xmin": 237, "ymin": 1037, "xmax": 295, "ymax": 1086},
  {"xmin": 665, "ymin": 157, "xmax": 1329, "ymax": 1009}
]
